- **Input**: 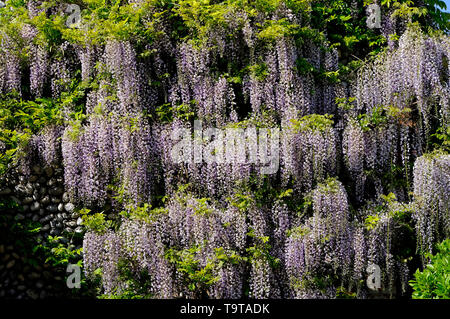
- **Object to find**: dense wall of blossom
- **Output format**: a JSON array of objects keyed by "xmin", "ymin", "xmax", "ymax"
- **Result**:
[{"xmin": 0, "ymin": 0, "xmax": 448, "ymax": 299}]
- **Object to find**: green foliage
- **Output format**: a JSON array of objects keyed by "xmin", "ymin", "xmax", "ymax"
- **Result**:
[
  {"xmin": 246, "ymin": 228, "xmax": 280, "ymax": 269},
  {"xmin": 174, "ymin": 101, "xmax": 196, "ymax": 122},
  {"xmin": 315, "ymin": 177, "xmax": 341, "ymax": 194},
  {"xmin": 80, "ymin": 208, "xmax": 113, "ymax": 234},
  {"xmin": 290, "ymin": 272, "xmax": 338, "ymax": 294},
  {"xmin": 154, "ymin": 100, "xmax": 196, "ymax": 123},
  {"xmin": 365, "ymin": 214, "xmax": 381, "ymax": 230},
  {"xmin": 61, "ymin": 0, "xmax": 157, "ymax": 44},
  {"xmin": 357, "ymin": 107, "xmax": 388, "ymax": 131},
  {"xmin": 34, "ymin": 235, "xmax": 83, "ymax": 267},
  {"xmin": 228, "ymin": 192, "xmax": 255, "ymax": 213},
  {"xmin": 287, "ymin": 224, "xmax": 311, "ymax": 238},
  {"xmin": 356, "ymin": 105, "xmax": 412, "ymax": 131},
  {"xmin": 100, "ymin": 258, "xmax": 154, "ymax": 299},
  {"xmin": 311, "ymin": 0, "xmax": 386, "ymax": 61},
  {"xmin": 390, "ymin": 0, "xmax": 428, "ymax": 20},
  {"xmin": 119, "ymin": 203, "xmax": 168, "ymax": 223},
  {"xmin": 430, "ymin": 126, "xmax": 450, "ymax": 153},
  {"xmin": 290, "ymin": 113, "xmax": 334, "ymax": 132},
  {"xmin": 173, "ymin": 0, "xmax": 309, "ymax": 44},
  {"xmin": 410, "ymin": 239, "xmax": 450, "ymax": 299},
  {"xmin": 165, "ymin": 244, "xmax": 219, "ymax": 293},
  {"xmin": 248, "ymin": 62, "xmax": 269, "ymax": 81},
  {"xmin": 214, "ymin": 246, "xmax": 246, "ymax": 266},
  {"xmin": 0, "ymin": 130, "xmax": 28, "ymax": 176},
  {"xmin": 64, "ymin": 116, "xmax": 85, "ymax": 142},
  {"xmin": 295, "ymin": 57, "xmax": 316, "ymax": 75},
  {"xmin": 225, "ymin": 107, "xmax": 278, "ymax": 129},
  {"xmin": 155, "ymin": 103, "xmax": 173, "ymax": 123},
  {"xmin": 174, "ymin": 0, "xmax": 230, "ymax": 41},
  {"xmin": 257, "ymin": 18, "xmax": 299, "ymax": 41},
  {"xmin": 36, "ymin": 235, "xmax": 97, "ymax": 297},
  {"xmin": 60, "ymin": 75, "xmax": 90, "ymax": 113},
  {"xmin": 335, "ymin": 96, "xmax": 356, "ymax": 111},
  {"xmin": 189, "ymin": 197, "xmax": 214, "ymax": 216},
  {"xmin": 1, "ymin": 0, "xmax": 447, "ymax": 70},
  {"xmin": 120, "ymin": 114, "xmax": 142, "ymax": 133},
  {"xmin": 365, "ymin": 193, "xmax": 414, "ymax": 231},
  {"xmin": 0, "ymin": 211, "xmax": 91, "ymax": 295},
  {"xmin": 228, "ymin": 176, "xmax": 304, "ymax": 216},
  {"xmin": 423, "ymin": 0, "xmax": 450, "ymax": 32},
  {"xmin": 295, "ymin": 193, "xmax": 313, "ymax": 218},
  {"xmin": 0, "ymin": 216, "xmax": 45, "ymax": 269},
  {"xmin": 0, "ymin": 197, "xmax": 20, "ymax": 210},
  {"xmin": 165, "ymin": 244, "xmax": 246, "ymax": 297},
  {"xmin": 0, "ymin": 92, "xmax": 64, "ymax": 174},
  {"xmin": 278, "ymin": 188, "xmax": 293, "ymax": 200},
  {"xmin": 0, "ymin": 70, "xmax": 88, "ymax": 173},
  {"xmin": 336, "ymin": 286, "xmax": 357, "ymax": 299}
]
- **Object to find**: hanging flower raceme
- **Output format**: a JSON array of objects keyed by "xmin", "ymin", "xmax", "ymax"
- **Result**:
[
  {"xmin": 104, "ymin": 40, "xmax": 142, "ymax": 114},
  {"xmin": 342, "ymin": 119, "xmax": 366, "ymax": 201},
  {"xmin": 61, "ymin": 112, "xmax": 157, "ymax": 207},
  {"xmin": 86, "ymin": 190, "xmax": 249, "ymax": 298},
  {"xmin": 282, "ymin": 114, "xmax": 337, "ymax": 194},
  {"xmin": 118, "ymin": 207, "xmax": 175, "ymax": 298},
  {"xmin": 30, "ymin": 44, "xmax": 49, "ymax": 97},
  {"xmin": 51, "ymin": 42, "xmax": 79, "ymax": 98},
  {"xmin": 0, "ymin": 33, "xmax": 22, "ymax": 94},
  {"xmin": 352, "ymin": 227, "xmax": 366, "ymax": 283},
  {"xmin": 171, "ymin": 42, "xmax": 238, "ymax": 126},
  {"xmin": 83, "ymin": 230, "xmax": 123, "ymax": 295},
  {"xmin": 412, "ymin": 152, "xmax": 450, "ymax": 258},
  {"xmin": 77, "ymin": 44, "xmax": 97, "ymax": 83},
  {"xmin": 285, "ymin": 178, "xmax": 352, "ymax": 298},
  {"xmin": 343, "ymin": 107, "xmax": 420, "ymax": 202},
  {"xmin": 357, "ymin": 193, "xmax": 416, "ymax": 298},
  {"xmin": 40, "ymin": 124, "xmax": 64, "ymax": 166},
  {"xmin": 355, "ymin": 25, "xmax": 450, "ymax": 140},
  {"xmin": 61, "ymin": 122, "xmax": 85, "ymax": 203}
]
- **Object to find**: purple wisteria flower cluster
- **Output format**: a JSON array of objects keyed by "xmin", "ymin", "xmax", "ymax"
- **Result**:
[{"xmin": 1, "ymin": 0, "xmax": 448, "ymax": 299}]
